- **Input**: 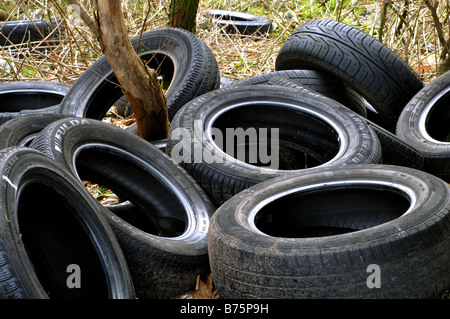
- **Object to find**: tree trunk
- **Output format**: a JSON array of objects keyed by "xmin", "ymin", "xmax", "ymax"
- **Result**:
[
  {"xmin": 94, "ymin": 0, "xmax": 168, "ymax": 141},
  {"xmin": 168, "ymin": 0, "xmax": 199, "ymax": 33}
]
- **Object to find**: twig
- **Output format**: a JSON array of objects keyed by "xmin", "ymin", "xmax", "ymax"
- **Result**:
[{"xmin": 424, "ymin": 0, "xmax": 450, "ymax": 60}]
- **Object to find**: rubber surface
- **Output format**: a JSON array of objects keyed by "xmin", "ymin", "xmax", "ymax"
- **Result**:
[
  {"xmin": 31, "ymin": 117, "xmax": 215, "ymax": 299},
  {"xmin": 0, "ymin": 147, "xmax": 135, "ymax": 299},
  {"xmin": 396, "ymin": 70, "xmax": 450, "ymax": 181},
  {"xmin": 209, "ymin": 164, "xmax": 450, "ymax": 299},
  {"xmin": 275, "ymin": 19, "xmax": 423, "ymax": 131},
  {"xmin": 59, "ymin": 27, "xmax": 220, "ymax": 121},
  {"xmin": 167, "ymin": 85, "xmax": 382, "ymax": 206}
]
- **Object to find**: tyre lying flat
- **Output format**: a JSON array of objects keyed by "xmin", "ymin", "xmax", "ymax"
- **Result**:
[
  {"xmin": 167, "ymin": 84, "xmax": 382, "ymax": 206},
  {"xmin": 0, "ymin": 81, "xmax": 71, "ymax": 125},
  {"xmin": 208, "ymin": 164, "xmax": 450, "ymax": 299}
]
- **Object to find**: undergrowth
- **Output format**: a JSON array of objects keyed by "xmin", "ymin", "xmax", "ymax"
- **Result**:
[{"xmin": 0, "ymin": 0, "xmax": 448, "ymax": 84}]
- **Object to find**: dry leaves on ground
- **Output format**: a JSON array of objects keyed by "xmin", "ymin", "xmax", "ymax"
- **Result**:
[{"xmin": 173, "ymin": 274, "xmax": 219, "ymax": 299}]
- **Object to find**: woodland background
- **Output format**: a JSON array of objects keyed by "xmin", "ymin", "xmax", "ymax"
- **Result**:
[{"xmin": 0, "ymin": 0, "xmax": 449, "ymax": 87}]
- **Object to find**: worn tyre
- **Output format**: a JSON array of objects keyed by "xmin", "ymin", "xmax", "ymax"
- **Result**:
[
  {"xmin": 0, "ymin": 147, "xmax": 135, "ymax": 299},
  {"xmin": 396, "ymin": 70, "xmax": 450, "ymax": 182},
  {"xmin": 207, "ymin": 9, "xmax": 273, "ymax": 36},
  {"xmin": 252, "ymin": 70, "xmax": 367, "ymax": 117},
  {"xmin": 0, "ymin": 18, "xmax": 64, "ymax": 46},
  {"xmin": 31, "ymin": 117, "xmax": 215, "ymax": 299},
  {"xmin": 268, "ymin": 75, "xmax": 424, "ymax": 169},
  {"xmin": 275, "ymin": 19, "xmax": 423, "ymax": 131},
  {"xmin": 59, "ymin": 28, "xmax": 220, "ymax": 121},
  {"xmin": 0, "ymin": 81, "xmax": 71, "ymax": 125},
  {"xmin": 0, "ymin": 113, "xmax": 70, "ymax": 148},
  {"xmin": 166, "ymin": 85, "xmax": 381, "ymax": 206},
  {"xmin": 208, "ymin": 164, "xmax": 450, "ymax": 299}
]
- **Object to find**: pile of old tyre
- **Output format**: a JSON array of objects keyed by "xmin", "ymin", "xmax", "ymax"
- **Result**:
[{"xmin": 0, "ymin": 19, "xmax": 449, "ymax": 299}]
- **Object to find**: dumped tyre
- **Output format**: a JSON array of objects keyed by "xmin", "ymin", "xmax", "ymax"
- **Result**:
[
  {"xmin": 207, "ymin": 9, "xmax": 273, "ymax": 36},
  {"xmin": 0, "ymin": 113, "xmax": 70, "ymax": 148},
  {"xmin": 0, "ymin": 147, "xmax": 135, "ymax": 299},
  {"xmin": 58, "ymin": 27, "xmax": 220, "ymax": 121},
  {"xmin": 275, "ymin": 19, "xmax": 424, "ymax": 131},
  {"xmin": 0, "ymin": 18, "xmax": 65, "ymax": 46},
  {"xmin": 241, "ymin": 69, "xmax": 367, "ymax": 117},
  {"xmin": 268, "ymin": 75, "xmax": 424, "ymax": 170},
  {"xmin": 166, "ymin": 85, "xmax": 382, "ymax": 206},
  {"xmin": 208, "ymin": 164, "xmax": 450, "ymax": 299},
  {"xmin": 31, "ymin": 117, "xmax": 215, "ymax": 299},
  {"xmin": 0, "ymin": 81, "xmax": 71, "ymax": 125},
  {"xmin": 396, "ymin": 70, "xmax": 450, "ymax": 182}
]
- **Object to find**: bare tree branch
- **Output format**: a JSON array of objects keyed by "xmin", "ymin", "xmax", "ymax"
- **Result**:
[{"xmin": 95, "ymin": 0, "xmax": 168, "ymax": 141}]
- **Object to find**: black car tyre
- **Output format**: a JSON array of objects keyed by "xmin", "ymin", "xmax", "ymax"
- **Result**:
[
  {"xmin": 275, "ymin": 19, "xmax": 423, "ymax": 131},
  {"xmin": 59, "ymin": 27, "xmax": 220, "ymax": 121},
  {"xmin": 0, "ymin": 113, "xmax": 70, "ymax": 148},
  {"xmin": 238, "ymin": 69, "xmax": 367, "ymax": 117},
  {"xmin": 0, "ymin": 147, "xmax": 135, "ymax": 299},
  {"xmin": 0, "ymin": 81, "xmax": 71, "ymax": 125},
  {"xmin": 208, "ymin": 164, "xmax": 450, "ymax": 299},
  {"xmin": 396, "ymin": 70, "xmax": 450, "ymax": 182},
  {"xmin": 31, "ymin": 117, "xmax": 215, "ymax": 299},
  {"xmin": 166, "ymin": 85, "xmax": 382, "ymax": 206},
  {"xmin": 0, "ymin": 18, "xmax": 64, "ymax": 46},
  {"xmin": 268, "ymin": 76, "xmax": 424, "ymax": 170},
  {"xmin": 207, "ymin": 10, "xmax": 273, "ymax": 36}
]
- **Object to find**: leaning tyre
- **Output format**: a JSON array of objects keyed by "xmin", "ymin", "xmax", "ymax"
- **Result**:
[
  {"xmin": 396, "ymin": 70, "xmax": 450, "ymax": 182},
  {"xmin": 0, "ymin": 147, "xmax": 135, "ymax": 299},
  {"xmin": 31, "ymin": 117, "xmax": 215, "ymax": 299},
  {"xmin": 248, "ymin": 70, "xmax": 367, "ymax": 117},
  {"xmin": 267, "ymin": 75, "xmax": 424, "ymax": 170},
  {"xmin": 208, "ymin": 164, "xmax": 450, "ymax": 299},
  {"xmin": 207, "ymin": 9, "xmax": 273, "ymax": 36},
  {"xmin": 0, "ymin": 81, "xmax": 71, "ymax": 125},
  {"xmin": 59, "ymin": 28, "xmax": 220, "ymax": 121},
  {"xmin": 166, "ymin": 85, "xmax": 382, "ymax": 206},
  {"xmin": 0, "ymin": 113, "xmax": 70, "ymax": 149},
  {"xmin": 275, "ymin": 19, "xmax": 423, "ymax": 131}
]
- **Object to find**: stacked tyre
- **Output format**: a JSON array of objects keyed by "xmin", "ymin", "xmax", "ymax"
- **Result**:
[
  {"xmin": 0, "ymin": 21, "xmax": 449, "ymax": 300},
  {"xmin": 164, "ymin": 19, "xmax": 449, "ymax": 299},
  {"xmin": 0, "ymin": 27, "xmax": 221, "ymax": 299}
]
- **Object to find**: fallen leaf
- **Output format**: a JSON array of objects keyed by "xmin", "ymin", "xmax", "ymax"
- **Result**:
[{"xmin": 174, "ymin": 274, "xmax": 219, "ymax": 299}]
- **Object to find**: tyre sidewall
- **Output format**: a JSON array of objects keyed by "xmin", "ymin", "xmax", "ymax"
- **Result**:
[
  {"xmin": 0, "ymin": 147, "xmax": 134, "ymax": 299},
  {"xmin": 32, "ymin": 117, "xmax": 214, "ymax": 256},
  {"xmin": 59, "ymin": 28, "xmax": 218, "ymax": 120},
  {"xmin": 168, "ymin": 85, "xmax": 381, "ymax": 184},
  {"xmin": 209, "ymin": 165, "xmax": 450, "ymax": 297}
]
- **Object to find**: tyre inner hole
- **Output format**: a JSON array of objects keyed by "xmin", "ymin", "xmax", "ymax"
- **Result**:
[
  {"xmin": 2, "ymin": 92, "xmax": 63, "ymax": 111},
  {"xmin": 425, "ymin": 90, "xmax": 450, "ymax": 142},
  {"xmin": 211, "ymin": 14, "xmax": 250, "ymax": 22},
  {"xmin": 86, "ymin": 52, "xmax": 175, "ymax": 119},
  {"xmin": 255, "ymin": 184, "xmax": 411, "ymax": 238},
  {"xmin": 18, "ymin": 181, "xmax": 109, "ymax": 299},
  {"xmin": 75, "ymin": 147, "xmax": 188, "ymax": 238},
  {"xmin": 212, "ymin": 104, "xmax": 340, "ymax": 170}
]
